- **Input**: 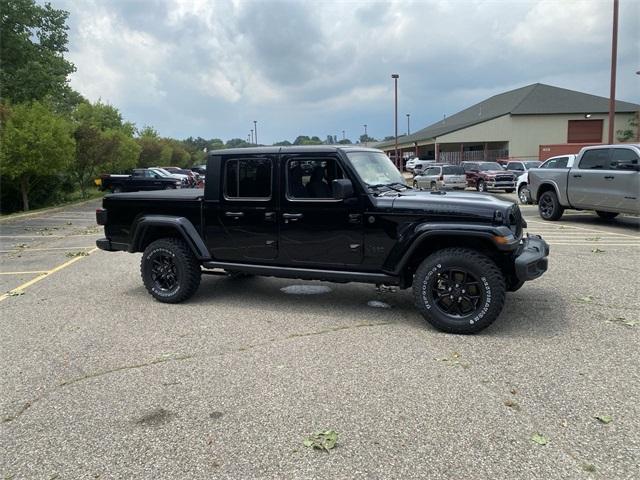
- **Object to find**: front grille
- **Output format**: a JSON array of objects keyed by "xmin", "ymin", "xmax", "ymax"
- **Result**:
[{"xmin": 496, "ymin": 175, "xmax": 514, "ymax": 182}]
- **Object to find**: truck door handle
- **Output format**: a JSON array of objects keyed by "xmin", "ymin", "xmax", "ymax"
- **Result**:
[
  {"xmin": 572, "ymin": 174, "xmax": 582, "ymax": 178},
  {"xmin": 264, "ymin": 212, "xmax": 276, "ymax": 221},
  {"xmin": 224, "ymin": 211, "xmax": 244, "ymax": 218},
  {"xmin": 283, "ymin": 213, "xmax": 303, "ymax": 221},
  {"xmin": 604, "ymin": 176, "xmax": 615, "ymax": 180}
]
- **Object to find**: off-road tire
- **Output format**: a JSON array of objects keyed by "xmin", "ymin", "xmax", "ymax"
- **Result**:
[
  {"xmin": 596, "ymin": 211, "xmax": 619, "ymax": 220},
  {"xmin": 412, "ymin": 248, "xmax": 506, "ymax": 334},
  {"xmin": 141, "ymin": 238, "xmax": 201, "ymax": 303},
  {"xmin": 538, "ymin": 190, "xmax": 564, "ymax": 221},
  {"xmin": 477, "ymin": 180, "xmax": 487, "ymax": 192}
]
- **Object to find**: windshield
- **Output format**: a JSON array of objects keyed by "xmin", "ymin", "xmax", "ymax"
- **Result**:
[
  {"xmin": 152, "ymin": 168, "xmax": 171, "ymax": 177},
  {"xmin": 477, "ymin": 162, "xmax": 503, "ymax": 171},
  {"xmin": 347, "ymin": 151, "xmax": 406, "ymax": 187},
  {"xmin": 524, "ymin": 161, "xmax": 541, "ymax": 169},
  {"xmin": 442, "ymin": 166, "xmax": 464, "ymax": 175}
]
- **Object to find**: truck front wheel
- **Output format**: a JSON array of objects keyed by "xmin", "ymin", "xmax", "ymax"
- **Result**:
[
  {"xmin": 538, "ymin": 191, "xmax": 564, "ymax": 220},
  {"xmin": 412, "ymin": 248, "xmax": 506, "ymax": 334},
  {"xmin": 141, "ymin": 238, "xmax": 201, "ymax": 303}
]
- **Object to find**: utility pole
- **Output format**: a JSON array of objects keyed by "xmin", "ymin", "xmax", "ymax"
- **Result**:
[
  {"xmin": 608, "ymin": 0, "xmax": 619, "ymax": 144},
  {"xmin": 253, "ymin": 120, "xmax": 258, "ymax": 145},
  {"xmin": 392, "ymin": 74, "xmax": 399, "ymax": 168},
  {"xmin": 250, "ymin": 129, "xmax": 254, "ymax": 144},
  {"xmin": 406, "ymin": 113, "xmax": 411, "ymax": 135}
]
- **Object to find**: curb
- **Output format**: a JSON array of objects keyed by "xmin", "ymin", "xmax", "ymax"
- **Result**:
[{"xmin": 0, "ymin": 196, "xmax": 103, "ymax": 224}]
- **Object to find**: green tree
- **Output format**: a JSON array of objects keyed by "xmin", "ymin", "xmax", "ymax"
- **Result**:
[
  {"xmin": 0, "ymin": 0, "xmax": 76, "ymax": 103},
  {"xmin": 225, "ymin": 138, "xmax": 250, "ymax": 148},
  {"xmin": 69, "ymin": 101, "xmax": 140, "ymax": 195},
  {"xmin": 136, "ymin": 127, "xmax": 163, "ymax": 167},
  {"xmin": 273, "ymin": 140, "xmax": 292, "ymax": 146},
  {"xmin": 0, "ymin": 101, "xmax": 74, "ymax": 210},
  {"xmin": 359, "ymin": 134, "xmax": 377, "ymax": 143},
  {"xmin": 337, "ymin": 138, "xmax": 352, "ymax": 144},
  {"xmin": 616, "ymin": 113, "xmax": 639, "ymax": 142}
]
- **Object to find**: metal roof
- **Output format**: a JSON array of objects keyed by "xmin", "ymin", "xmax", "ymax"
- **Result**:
[{"xmin": 374, "ymin": 83, "xmax": 640, "ymax": 149}]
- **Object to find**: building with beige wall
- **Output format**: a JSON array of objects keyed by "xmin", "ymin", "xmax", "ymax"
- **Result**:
[{"xmin": 374, "ymin": 83, "xmax": 639, "ymax": 164}]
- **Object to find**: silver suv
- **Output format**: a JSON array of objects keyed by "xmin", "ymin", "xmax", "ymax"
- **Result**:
[{"xmin": 413, "ymin": 164, "xmax": 467, "ymax": 190}]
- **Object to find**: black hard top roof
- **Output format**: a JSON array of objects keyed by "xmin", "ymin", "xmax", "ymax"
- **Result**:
[{"xmin": 207, "ymin": 145, "xmax": 383, "ymax": 157}]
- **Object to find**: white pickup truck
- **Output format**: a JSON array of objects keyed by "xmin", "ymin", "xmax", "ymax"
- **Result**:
[
  {"xmin": 529, "ymin": 144, "xmax": 640, "ymax": 220},
  {"xmin": 517, "ymin": 155, "xmax": 576, "ymax": 205}
]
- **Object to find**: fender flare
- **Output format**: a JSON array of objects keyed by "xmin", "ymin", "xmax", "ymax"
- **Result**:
[
  {"xmin": 388, "ymin": 223, "xmax": 514, "ymax": 276},
  {"xmin": 533, "ymin": 180, "xmax": 561, "ymax": 203},
  {"xmin": 130, "ymin": 215, "xmax": 210, "ymax": 260}
]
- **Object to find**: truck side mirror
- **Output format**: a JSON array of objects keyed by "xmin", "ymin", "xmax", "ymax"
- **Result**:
[{"xmin": 332, "ymin": 179, "xmax": 354, "ymax": 200}]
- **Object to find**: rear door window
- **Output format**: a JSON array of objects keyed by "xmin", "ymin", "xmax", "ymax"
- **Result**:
[
  {"xmin": 610, "ymin": 148, "xmax": 639, "ymax": 167},
  {"xmin": 224, "ymin": 158, "xmax": 272, "ymax": 199}
]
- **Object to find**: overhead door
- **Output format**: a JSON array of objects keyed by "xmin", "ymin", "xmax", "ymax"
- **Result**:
[{"xmin": 567, "ymin": 120, "xmax": 603, "ymax": 143}]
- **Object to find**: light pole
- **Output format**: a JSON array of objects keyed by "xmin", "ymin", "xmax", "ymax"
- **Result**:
[
  {"xmin": 250, "ymin": 129, "xmax": 254, "ymax": 144},
  {"xmin": 392, "ymin": 74, "xmax": 399, "ymax": 168},
  {"xmin": 253, "ymin": 120, "xmax": 258, "ymax": 145},
  {"xmin": 608, "ymin": 0, "xmax": 619, "ymax": 144},
  {"xmin": 363, "ymin": 124, "xmax": 368, "ymax": 146},
  {"xmin": 342, "ymin": 130, "xmax": 345, "ymax": 140},
  {"xmin": 406, "ymin": 113, "xmax": 411, "ymax": 135}
]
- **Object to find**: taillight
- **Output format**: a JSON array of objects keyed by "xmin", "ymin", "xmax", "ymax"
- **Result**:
[{"xmin": 96, "ymin": 208, "xmax": 107, "ymax": 225}]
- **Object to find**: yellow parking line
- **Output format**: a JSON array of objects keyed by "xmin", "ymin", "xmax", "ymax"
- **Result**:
[
  {"xmin": 0, "ymin": 271, "xmax": 49, "ymax": 275},
  {"xmin": 0, "ymin": 247, "xmax": 98, "ymax": 302}
]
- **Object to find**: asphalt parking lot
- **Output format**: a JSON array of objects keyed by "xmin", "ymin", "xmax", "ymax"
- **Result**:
[{"xmin": 1, "ymin": 197, "xmax": 639, "ymax": 479}]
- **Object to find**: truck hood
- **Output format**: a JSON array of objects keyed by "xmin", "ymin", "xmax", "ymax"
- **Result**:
[
  {"xmin": 481, "ymin": 170, "xmax": 514, "ymax": 177},
  {"xmin": 377, "ymin": 189, "xmax": 514, "ymax": 222}
]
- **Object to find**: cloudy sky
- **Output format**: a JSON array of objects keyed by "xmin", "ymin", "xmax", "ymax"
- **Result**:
[{"xmin": 58, "ymin": 0, "xmax": 639, "ymax": 143}]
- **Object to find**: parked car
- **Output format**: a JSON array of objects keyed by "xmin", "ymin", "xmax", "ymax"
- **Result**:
[
  {"xmin": 505, "ymin": 160, "xmax": 542, "ymax": 178},
  {"xmin": 517, "ymin": 155, "xmax": 575, "ymax": 204},
  {"xmin": 413, "ymin": 164, "xmax": 467, "ymax": 190},
  {"xmin": 150, "ymin": 167, "xmax": 189, "ymax": 186},
  {"xmin": 405, "ymin": 158, "xmax": 419, "ymax": 172},
  {"xmin": 98, "ymin": 169, "xmax": 182, "ymax": 193},
  {"xmin": 190, "ymin": 164, "xmax": 207, "ymax": 175},
  {"xmin": 412, "ymin": 160, "xmax": 436, "ymax": 175},
  {"xmin": 529, "ymin": 144, "xmax": 640, "ymax": 220},
  {"xmin": 460, "ymin": 161, "xmax": 517, "ymax": 192},
  {"xmin": 96, "ymin": 146, "xmax": 549, "ymax": 334},
  {"xmin": 163, "ymin": 166, "xmax": 199, "ymax": 187}
]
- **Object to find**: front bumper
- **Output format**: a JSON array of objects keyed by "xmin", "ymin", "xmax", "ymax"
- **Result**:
[
  {"xmin": 514, "ymin": 234, "xmax": 549, "ymax": 281},
  {"xmin": 486, "ymin": 181, "xmax": 516, "ymax": 189}
]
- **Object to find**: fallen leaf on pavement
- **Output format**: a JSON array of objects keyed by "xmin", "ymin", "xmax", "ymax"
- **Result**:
[
  {"xmin": 594, "ymin": 415, "xmax": 612, "ymax": 424},
  {"xmin": 530, "ymin": 433, "xmax": 548, "ymax": 445},
  {"xmin": 303, "ymin": 430, "xmax": 338, "ymax": 452}
]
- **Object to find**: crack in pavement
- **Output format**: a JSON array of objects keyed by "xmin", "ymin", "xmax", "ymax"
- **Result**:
[{"xmin": 1, "ymin": 321, "xmax": 393, "ymax": 424}]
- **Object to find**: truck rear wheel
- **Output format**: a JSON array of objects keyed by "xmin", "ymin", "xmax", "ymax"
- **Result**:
[
  {"xmin": 538, "ymin": 191, "xmax": 564, "ymax": 221},
  {"xmin": 412, "ymin": 248, "xmax": 506, "ymax": 334},
  {"xmin": 477, "ymin": 180, "xmax": 487, "ymax": 192},
  {"xmin": 141, "ymin": 238, "xmax": 201, "ymax": 303}
]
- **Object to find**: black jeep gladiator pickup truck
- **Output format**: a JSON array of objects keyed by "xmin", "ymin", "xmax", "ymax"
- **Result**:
[{"xmin": 96, "ymin": 146, "xmax": 549, "ymax": 334}]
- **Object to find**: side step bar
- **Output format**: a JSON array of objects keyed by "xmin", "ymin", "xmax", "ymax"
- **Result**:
[{"xmin": 202, "ymin": 261, "xmax": 400, "ymax": 286}]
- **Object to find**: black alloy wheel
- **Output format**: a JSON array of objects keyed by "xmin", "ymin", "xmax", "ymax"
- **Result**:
[
  {"xmin": 477, "ymin": 180, "xmax": 486, "ymax": 192},
  {"xmin": 150, "ymin": 252, "xmax": 179, "ymax": 293},
  {"xmin": 431, "ymin": 268, "xmax": 483, "ymax": 317},
  {"xmin": 538, "ymin": 191, "xmax": 563, "ymax": 220},
  {"xmin": 413, "ymin": 247, "xmax": 506, "ymax": 334},
  {"xmin": 141, "ymin": 238, "xmax": 201, "ymax": 303}
]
